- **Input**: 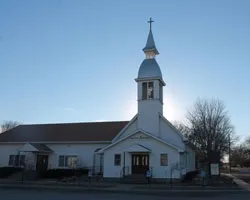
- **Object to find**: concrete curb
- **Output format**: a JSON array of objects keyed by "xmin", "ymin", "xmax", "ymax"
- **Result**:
[{"xmin": 0, "ymin": 184, "xmax": 248, "ymax": 197}]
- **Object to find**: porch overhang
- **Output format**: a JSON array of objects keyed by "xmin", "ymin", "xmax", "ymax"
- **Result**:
[
  {"xmin": 125, "ymin": 144, "xmax": 151, "ymax": 153},
  {"xmin": 18, "ymin": 143, "xmax": 53, "ymax": 153}
]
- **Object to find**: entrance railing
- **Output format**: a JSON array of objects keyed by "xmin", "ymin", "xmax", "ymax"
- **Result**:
[{"xmin": 120, "ymin": 166, "xmax": 130, "ymax": 178}]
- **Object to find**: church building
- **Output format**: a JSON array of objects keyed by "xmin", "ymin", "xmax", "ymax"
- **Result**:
[{"xmin": 0, "ymin": 19, "xmax": 195, "ymax": 180}]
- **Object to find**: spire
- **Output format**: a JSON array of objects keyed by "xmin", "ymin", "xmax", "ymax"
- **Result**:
[{"xmin": 142, "ymin": 17, "xmax": 159, "ymax": 57}]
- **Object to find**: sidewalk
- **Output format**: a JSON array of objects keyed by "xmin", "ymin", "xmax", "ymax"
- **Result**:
[{"xmin": 222, "ymin": 173, "xmax": 250, "ymax": 192}]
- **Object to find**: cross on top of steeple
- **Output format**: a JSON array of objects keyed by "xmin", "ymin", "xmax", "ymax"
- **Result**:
[
  {"xmin": 148, "ymin": 17, "xmax": 154, "ymax": 31},
  {"xmin": 143, "ymin": 17, "xmax": 159, "ymax": 56}
]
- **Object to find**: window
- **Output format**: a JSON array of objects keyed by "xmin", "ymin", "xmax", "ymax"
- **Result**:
[
  {"xmin": 9, "ymin": 155, "xmax": 15, "ymax": 166},
  {"xmin": 148, "ymin": 82, "xmax": 154, "ymax": 99},
  {"xmin": 142, "ymin": 82, "xmax": 154, "ymax": 100},
  {"xmin": 58, "ymin": 155, "xmax": 77, "ymax": 168},
  {"xmin": 66, "ymin": 156, "xmax": 78, "ymax": 168},
  {"xmin": 142, "ymin": 82, "xmax": 147, "ymax": 99},
  {"xmin": 59, "ymin": 156, "xmax": 65, "ymax": 167},
  {"xmin": 114, "ymin": 154, "xmax": 121, "ymax": 166},
  {"xmin": 160, "ymin": 154, "xmax": 168, "ymax": 166},
  {"xmin": 9, "ymin": 154, "xmax": 25, "ymax": 166}
]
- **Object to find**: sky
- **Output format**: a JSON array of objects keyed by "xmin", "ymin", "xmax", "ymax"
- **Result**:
[{"xmin": 0, "ymin": 0, "xmax": 249, "ymax": 140}]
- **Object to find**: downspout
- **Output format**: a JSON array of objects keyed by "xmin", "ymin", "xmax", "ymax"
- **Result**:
[{"xmin": 123, "ymin": 152, "xmax": 125, "ymax": 176}]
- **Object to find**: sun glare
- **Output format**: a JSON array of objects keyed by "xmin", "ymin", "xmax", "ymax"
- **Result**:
[
  {"xmin": 163, "ymin": 94, "xmax": 184, "ymax": 122},
  {"xmin": 122, "ymin": 99, "xmax": 137, "ymax": 120},
  {"xmin": 121, "ymin": 90, "xmax": 184, "ymax": 122},
  {"xmin": 163, "ymin": 98, "xmax": 176, "ymax": 121}
]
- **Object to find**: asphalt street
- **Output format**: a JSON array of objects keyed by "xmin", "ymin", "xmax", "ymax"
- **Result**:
[{"xmin": 0, "ymin": 189, "xmax": 249, "ymax": 200}]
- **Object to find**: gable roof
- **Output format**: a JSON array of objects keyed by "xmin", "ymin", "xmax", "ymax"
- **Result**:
[
  {"xmin": 0, "ymin": 121, "xmax": 129, "ymax": 143},
  {"xmin": 99, "ymin": 129, "xmax": 184, "ymax": 153},
  {"xmin": 125, "ymin": 144, "xmax": 151, "ymax": 152},
  {"xmin": 111, "ymin": 114, "xmax": 138, "ymax": 142}
]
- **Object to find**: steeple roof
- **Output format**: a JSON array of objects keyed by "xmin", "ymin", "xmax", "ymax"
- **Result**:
[
  {"xmin": 142, "ymin": 17, "xmax": 159, "ymax": 55},
  {"xmin": 142, "ymin": 30, "xmax": 159, "ymax": 55}
]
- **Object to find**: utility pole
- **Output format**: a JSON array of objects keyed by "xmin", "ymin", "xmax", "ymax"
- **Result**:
[{"xmin": 229, "ymin": 133, "xmax": 231, "ymax": 173}]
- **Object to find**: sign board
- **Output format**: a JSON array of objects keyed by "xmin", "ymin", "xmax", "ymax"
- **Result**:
[{"xmin": 210, "ymin": 163, "xmax": 219, "ymax": 175}]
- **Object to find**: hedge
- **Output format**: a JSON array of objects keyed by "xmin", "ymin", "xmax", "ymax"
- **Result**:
[
  {"xmin": 0, "ymin": 167, "xmax": 23, "ymax": 178},
  {"xmin": 39, "ymin": 168, "xmax": 89, "ymax": 179}
]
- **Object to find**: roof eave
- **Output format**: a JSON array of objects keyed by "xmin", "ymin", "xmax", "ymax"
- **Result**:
[
  {"xmin": 0, "ymin": 141, "xmax": 112, "ymax": 144},
  {"xmin": 135, "ymin": 77, "xmax": 166, "ymax": 86},
  {"xmin": 142, "ymin": 47, "xmax": 159, "ymax": 55}
]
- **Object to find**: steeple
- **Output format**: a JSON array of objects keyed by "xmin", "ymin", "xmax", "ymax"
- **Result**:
[
  {"xmin": 135, "ymin": 18, "xmax": 166, "ymax": 136},
  {"xmin": 136, "ymin": 18, "xmax": 165, "ymax": 85},
  {"xmin": 142, "ymin": 18, "xmax": 159, "ymax": 58}
]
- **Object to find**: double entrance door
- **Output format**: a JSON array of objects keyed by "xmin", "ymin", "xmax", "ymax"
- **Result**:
[
  {"xmin": 131, "ymin": 154, "xmax": 149, "ymax": 174},
  {"xmin": 36, "ymin": 155, "xmax": 48, "ymax": 175}
]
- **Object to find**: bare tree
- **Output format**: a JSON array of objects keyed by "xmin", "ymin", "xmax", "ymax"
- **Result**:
[
  {"xmin": 180, "ymin": 99, "xmax": 235, "ymax": 165},
  {"xmin": 245, "ymin": 136, "xmax": 250, "ymax": 147},
  {"xmin": 0, "ymin": 120, "xmax": 19, "ymax": 133},
  {"xmin": 231, "ymin": 145, "xmax": 250, "ymax": 167},
  {"xmin": 172, "ymin": 121, "xmax": 190, "ymax": 139}
]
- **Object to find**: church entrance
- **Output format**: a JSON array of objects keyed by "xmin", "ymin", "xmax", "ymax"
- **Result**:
[
  {"xmin": 131, "ymin": 154, "xmax": 149, "ymax": 174},
  {"xmin": 36, "ymin": 155, "xmax": 48, "ymax": 176}
]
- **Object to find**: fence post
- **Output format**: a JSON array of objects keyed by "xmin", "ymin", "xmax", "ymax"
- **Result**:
[{"xmin": 21, "ymin": 168, "xmax": 24, "ymax": 184}]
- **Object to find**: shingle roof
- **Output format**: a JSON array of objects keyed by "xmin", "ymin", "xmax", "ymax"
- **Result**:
[{"xmin": 0, "ymin": 121, "xmax": 129, "ymax": 143}]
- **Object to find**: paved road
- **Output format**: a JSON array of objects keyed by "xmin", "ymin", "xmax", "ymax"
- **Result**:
[
  {"xmin": 239, "ymin": 169, "xmax": 250, "ymax": 174},
  {"xmin": 0, "ymin": 189, "xmax": 249, "ymax": 200}
]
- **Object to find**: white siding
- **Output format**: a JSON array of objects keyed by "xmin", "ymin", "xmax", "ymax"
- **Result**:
[
  {"xmin": 46, "ymin": 143, "xmax": 108, "ymax": 169},
  {"xmin": 159, "ymin": 116, "xmax": 185, "ymax": 149},
  {"xmin": 186, "ymin": 145, "xmax": 196, "ymax": 172},
  {"xmin": 0, "ymin": 143, "xmax": 109, "ymax": 170},
  {"xmin": 138, "ymin": 100, "xmax": 162, "ymax": 136},
  {"xmin": 0, "ymin": 144, "xmax": 23, "ymax": 167},
  {"xmin": 103, "ymin": 133, "xmax": 181, "ymax": 179}
]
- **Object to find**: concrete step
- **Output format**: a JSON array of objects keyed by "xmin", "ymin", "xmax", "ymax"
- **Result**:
[{"xmin": 121, "ymin": 175, "xmax": 150, "ymax": 184}]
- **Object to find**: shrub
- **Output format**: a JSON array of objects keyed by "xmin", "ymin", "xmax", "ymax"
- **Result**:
[
  {"xmin": 181, "ymin": 170, "xmax": 199, "ymax": 182},
  {"xmin": 0, "ymin": 167, "xmax": 23, "ymax": 178},
  {"xmin": 39, "ymin": 168, "xmax": 89, "ymax": 179}
]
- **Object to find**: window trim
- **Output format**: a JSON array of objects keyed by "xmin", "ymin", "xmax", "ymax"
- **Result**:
[{"xmin": 159, "ymin": 82, "xmax": 163, "ymax": 103}]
